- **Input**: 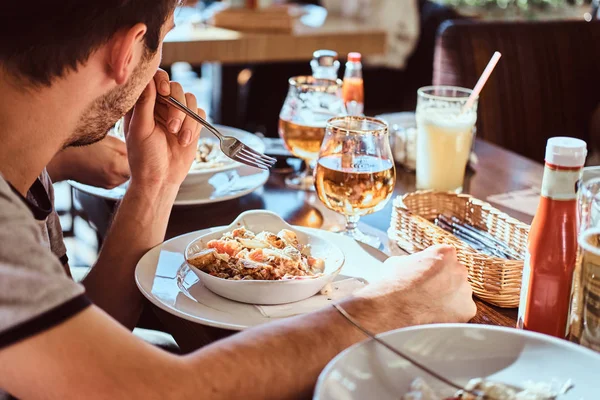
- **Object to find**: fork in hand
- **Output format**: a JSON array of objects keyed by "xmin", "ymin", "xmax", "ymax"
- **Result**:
[{"xmin": 159, "ymin": 95, "xmax": 276, "ymax": 170}]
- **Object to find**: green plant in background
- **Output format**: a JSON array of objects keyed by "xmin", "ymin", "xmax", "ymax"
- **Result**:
[{"xmin": 435, "ymin": 0, "xmax": 590, "ymax": 12}]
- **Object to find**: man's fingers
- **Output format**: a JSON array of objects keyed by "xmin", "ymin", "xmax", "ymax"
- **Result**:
[
  {"xmin": 116, "ymin": 156, "xmax": 131, "ymax": 178},
  {"xmin": 192, "ymin": 107, "xmax": 206, "ymax": 141},
  {"xmin": 196, "ymin": 107, "xmax": 207, "ymax": 120},
  {"xmin": 129, "ymin": 79, "xmax": 157, "ymax": 139},
  {"xmin": 383, "ymin": 255, "xmax": 408, "ymax": 268},
  {"xmin": 123, "ymin": 109, "xmax": 133, "ymax": 139},
  {"xmin": 154, "ymin": 102, "xmax": 170, "ymax": 122},
  {"xmin": 105, "ymin": 136, "xmax": 128, "ymax": 155},
  {"xmin": 166, "ymin": 82, "xmax": 186, "ymax": 135},
  {"xmin": 110, "ymin": 153, "xmax": 130, "ymax": 178},
  {"xmin": 178, "ymin": 93, "xmax": 198, "ymax": 147},
  {"xmin": 454, "ymin": 280, "xmax": 477, "ymax": 321},
  {"xmin": 153, "ymin": 69, "xmax": 171, "ymax": 97}
]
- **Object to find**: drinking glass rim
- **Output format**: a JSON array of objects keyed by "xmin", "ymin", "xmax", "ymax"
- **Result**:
[
  {"xmin": 417, "ymin": 85, "xmax": 477, "ymax": 102},
  {"xmin": 288, "ymin": 76, "xmax": 342, "ymax": 91},
  {"xmin": 326, "ymin": 116, "xmax": 388, "ymax": 135},
  {"xmin": 579, "ymin": 227, "xmax": 600, "ymax": 256},
  {"xmin": 583, "ymin": 165, "xmax": 600, "ymax": 180},
  {"xmin": 581, "ymin": 177, "xmax": 600, "ymax": 192}
]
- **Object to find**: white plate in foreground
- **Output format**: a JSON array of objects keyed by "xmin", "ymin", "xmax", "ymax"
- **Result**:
[
  {"xmin": 314, "ymin": 324, "xmax": 600, "ymax": 400},
  {"xmin": 135, "ymin": 228, "xmax": 389, "ymax": 331},
  {"xmin": 69, "ymin": 164, "xmax": 268, "ymax": 206}
]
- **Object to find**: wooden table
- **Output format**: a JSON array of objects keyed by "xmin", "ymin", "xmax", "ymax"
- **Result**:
[
  {"xmin": 162, "ymin": 10, "xmax": 387, "ymax": 65},
  {"xmin": 143, "ymin": 139, "xmax": 544, "ymax": 351},
  {"xmin": 162, "ymin": 7, "xmax": 388, "ymax": 127}
]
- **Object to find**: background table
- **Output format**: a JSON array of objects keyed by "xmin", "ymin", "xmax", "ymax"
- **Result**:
[
  {"xmin": 162, "ymin": 7, "xmax": 388, "ymax": 126},
  {"xmin": 133, "ymin": 139, "xmax": 543, "ymax": 351},
  {"xmin": 163, "ymin": 9, "xmax": 387, "ymax": 65}
]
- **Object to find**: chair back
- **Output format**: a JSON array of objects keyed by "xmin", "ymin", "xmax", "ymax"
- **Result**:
[{"xmin": 434, "ymin": 20, "xmax": 600, "ymax": 162}]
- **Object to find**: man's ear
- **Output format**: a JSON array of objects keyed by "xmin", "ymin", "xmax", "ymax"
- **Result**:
[{"xmin": 107, "ymin": 23, "xmax": 147, "ymax": 85}]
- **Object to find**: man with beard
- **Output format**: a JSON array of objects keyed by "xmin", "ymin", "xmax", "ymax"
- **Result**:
[{"xmin": 0, "ymin": 2, "xmax": 476, "ymax": 399}]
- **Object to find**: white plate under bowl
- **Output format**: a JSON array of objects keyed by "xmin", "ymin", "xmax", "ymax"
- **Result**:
[
  {"xmin": 184, "ymin": 210, "xmax": 345, "ymax": 305},
  {"xmin": 135, "ymin": 227, "xmax": 390, "ymax": 330},
  {"xmin": 69, "ymin": 164, "xmax": 268, "ymax": 207},
  {"xmin": 182, "ymin": 125, "xmax": 265, "ymax": 187},
  {"xmin": 315, "ymin": 324, "xmax": 600, "ymax": 400}
]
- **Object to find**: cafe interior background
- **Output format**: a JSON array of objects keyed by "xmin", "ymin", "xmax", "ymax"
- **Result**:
[{"xmin": 57, "ymin": 0, "xmax": 599, "ymax": 349}]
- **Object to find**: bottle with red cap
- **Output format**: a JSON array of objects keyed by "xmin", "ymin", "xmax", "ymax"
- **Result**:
[
  {"xmin": 517, "ymin": 136, "xmax": 587, "ymax": 338},
  {"xmin": 342, "ymin": 52, "xmax": 364, "ymax": 116}
]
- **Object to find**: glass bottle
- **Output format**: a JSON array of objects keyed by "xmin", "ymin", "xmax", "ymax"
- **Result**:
[
  {"xmin": 342, "ymin": 52, "xmax": 364, "ymax": 116},
  {"xmin": 310, "ymin": 50, "xmax": 340, "ymax": 81},
  {"xmin": 517, "ymin": 137, "xmax": 587, "ymax": 338}
]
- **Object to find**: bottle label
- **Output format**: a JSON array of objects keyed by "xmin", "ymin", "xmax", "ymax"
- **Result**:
[
  {"xmin": 517, "ymin": 252, "xmax": 532, "ymax": 329},
  {"xmin": 540, "ymin": 165, "xmax": 581, "ymax": 200}
]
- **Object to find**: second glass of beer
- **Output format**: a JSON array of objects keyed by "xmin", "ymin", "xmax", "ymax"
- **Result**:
[
  {"xmin": 415, "ymin": 86, "xmax": 478, "ymax": 193},
  {"xmin": 279, "ymin": 76, "xmax": 345, "ymax": 190}
]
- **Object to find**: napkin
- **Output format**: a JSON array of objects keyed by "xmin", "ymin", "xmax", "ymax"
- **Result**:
[
  {"xmin": 255, "ymin": 278, "xmax": 367, "ymax": 318},
  {"xmin": 487, "ymin": 187, "xmax": 540, "ymax": 217}
]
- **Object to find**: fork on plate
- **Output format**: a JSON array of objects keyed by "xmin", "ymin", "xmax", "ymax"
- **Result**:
[
  {"xmin": 159, "ymin": 95, "xmax": 276, "ymax": 170},
  {"xmin": 333, "ymin": 304, "xmax": 570, "ymax": 400}
]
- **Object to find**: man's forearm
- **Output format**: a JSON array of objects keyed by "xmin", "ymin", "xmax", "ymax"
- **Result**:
[
  {"xmin": 0, "ymin": 244, "xmax": 473, "ymax": 399},
  {"xmin": 82, "ymin": 182, "xmax": 178, "ymax": 329},
  {"xmin": 184, "ymin": 297, "xmax": 376, "ymax": 400},
  {"xmin": 0, "ymin": 297, "xmax": 380, "ymax": 400}
]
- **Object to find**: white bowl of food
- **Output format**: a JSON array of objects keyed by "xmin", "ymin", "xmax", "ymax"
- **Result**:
[
  {"xmin": 181, "ymin": 125, "xmax": 266, "ymax": 187},
  {"xmin": 184, "ymin": 210, "xmax": 345, "ymax": 305},
  {"xmin": 315, "ymin": 324, "xmax": 600, "ymax": 400}
]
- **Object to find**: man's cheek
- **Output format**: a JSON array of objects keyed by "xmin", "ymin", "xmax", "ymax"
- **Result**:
[{"xmin": 152, "ymin": 47, "xmax": 162, "ymax": 72}]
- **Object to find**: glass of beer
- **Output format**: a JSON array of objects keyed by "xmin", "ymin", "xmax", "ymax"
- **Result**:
[
  {"xmin": 579, "ymin": 178, "xmax": 600, "ymax": 231},
  {"xmin": 567, "ymin": 228, "xmax": 600, "ymax": 350},
  {"xmin": 583, "ymin": 166, "xmax": 600, "ymax": 184},
  {"xmin": 567, "ymin": 178, "xmax": 600, "ymax": 347},
  {"xmin": 415, "ymin": 86, "xmax": 478, "ymax": 193},
  {"xmin": 315, "ymin": 116, "xmax": 396, "ymax": 248},
  {"xmin": 279, "ymin": 76, "xmax": 345, "ymax": 190}
]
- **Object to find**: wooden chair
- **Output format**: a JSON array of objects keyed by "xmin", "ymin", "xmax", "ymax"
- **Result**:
[{"xmin": 433, "ymin": 20, "xmax": 600, "ymax": 163}]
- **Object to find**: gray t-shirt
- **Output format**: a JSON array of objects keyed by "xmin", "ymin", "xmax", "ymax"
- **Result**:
[
  {"xmin": 0, "ymin": 174, "xmax": 89, "ymax": 398},
  {"xmin": 26, "ymin": 170, "xmax": 69, "ymax": 267}
]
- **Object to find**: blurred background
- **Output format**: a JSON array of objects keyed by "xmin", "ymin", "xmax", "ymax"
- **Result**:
[
  {"xmin": 169, "ymin": 0, "xmax": 599, "ymax": 163},
  {"xmin": 59, "ymin": 0, "xmax": 600, "ymax": 269}
]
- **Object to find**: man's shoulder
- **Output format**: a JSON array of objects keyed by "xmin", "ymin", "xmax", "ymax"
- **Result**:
[
  {"xmin": 0, "ymin": 175, "xmax": 36, "ymax": 223},
  {"xmin": 0, "ymin": 174, "xmax": 16, "ymax": 201},
  {"xmin": 0, "ymin": 174, "xmax": 88, "ymax": 351},
  {"xmin": 0, "ymin": 173, "xmax": 61, "ymax": 273}
]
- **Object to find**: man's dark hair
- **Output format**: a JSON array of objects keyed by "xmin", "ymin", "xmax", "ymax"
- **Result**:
[{"xmin": 1, "ymin": 1, "xmax": 179, "ymax": 86}]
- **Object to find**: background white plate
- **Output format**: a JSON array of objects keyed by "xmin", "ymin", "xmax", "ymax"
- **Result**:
[
  {"xmin": 183, "ymin": 125, "xmax": 266, "ymax": 187},
  {"xmin": 69, "ymin": 164, "xmax": 268, "ymax": 206},
  {"xmin": 70, "ymin": 125, "xmax": 268, "ymax": 206},
  {"xmin": 314, "ymin": 324, "xmax": 600, "ymax": 400},
  {"xmin": 135, "ymin": 228, "xmax": 390, "ymax": 331}
]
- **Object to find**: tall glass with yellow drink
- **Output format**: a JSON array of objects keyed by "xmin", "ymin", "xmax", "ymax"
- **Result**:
[{"xmin": 415, "ymin": 86, "xmax": 477, "ymax": 193}]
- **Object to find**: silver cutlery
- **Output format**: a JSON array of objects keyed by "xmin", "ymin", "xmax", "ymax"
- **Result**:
[
  {"xmin": 159, "ymin": 95, "xmax": 276, "ymax": 170},
  {"xmin": 435, "ymin": 214, "xmax": 522, "ymax": 260}
]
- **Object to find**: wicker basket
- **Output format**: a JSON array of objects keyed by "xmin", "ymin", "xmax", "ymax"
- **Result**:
[{"xmin": 388, "ymin": 191, "xmax": 530, "ymax": 308}]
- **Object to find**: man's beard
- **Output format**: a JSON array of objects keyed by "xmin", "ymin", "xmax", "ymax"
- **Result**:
[{"xmin": 66, "ymin": 59, "xmax": 149, "ymax": 148}]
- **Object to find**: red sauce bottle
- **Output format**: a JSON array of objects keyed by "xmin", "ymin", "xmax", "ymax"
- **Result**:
[
  {"xmin": 342, "ymin": 52, "xmax": 364, "ymax": 116},
  {"xmin": 517, "ymin": 137, "xmax": 587, "ymax": 337}
]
